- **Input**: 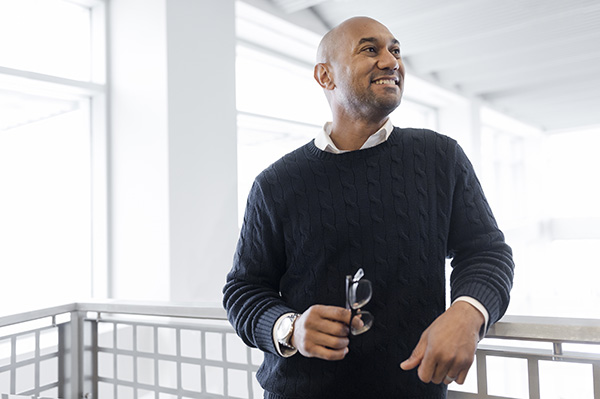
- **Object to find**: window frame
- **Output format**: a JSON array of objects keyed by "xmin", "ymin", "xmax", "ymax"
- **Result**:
[{"xmin": 0, "ymin": 0, "xmax": 109, "ymax": 299}]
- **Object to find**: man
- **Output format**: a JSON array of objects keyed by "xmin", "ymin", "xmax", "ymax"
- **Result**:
[{"xmin": 223, "ymin": 16, "xmax": 514, "ymax": 398}]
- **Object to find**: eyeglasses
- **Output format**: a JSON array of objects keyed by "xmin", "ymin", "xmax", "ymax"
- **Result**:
[{"xmin": 345, "ymin": 268, "xmax": 374, "ymax": 335}]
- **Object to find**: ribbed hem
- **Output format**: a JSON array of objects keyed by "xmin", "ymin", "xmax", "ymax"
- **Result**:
[
  {"xmin": 264, "ymin": 391, "xmax": 447, "ymax": 399},
  {"xmin": 255, "ymin": 303, "xmax": 297, "ymax": 355}
]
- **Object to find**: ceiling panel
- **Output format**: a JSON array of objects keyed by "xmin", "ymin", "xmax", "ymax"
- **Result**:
[{"xmin": 261, "ymin": 0, "xmax": 600, "ymax": 132}]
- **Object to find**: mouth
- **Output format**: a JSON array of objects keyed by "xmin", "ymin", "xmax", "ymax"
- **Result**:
[{"xmin": 371, "ymin": 76, "xmax": 400, "ymax": 86}]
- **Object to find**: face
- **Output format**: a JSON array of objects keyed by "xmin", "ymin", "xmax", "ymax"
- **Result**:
[{"xmin": 322, "ymin": 18, "xmax": 405, "ymax": 119}]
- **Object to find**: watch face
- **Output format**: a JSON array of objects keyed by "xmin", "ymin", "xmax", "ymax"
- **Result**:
[{"xmin": 277, "ymin": 316, "xmax": 293, "ymax": 340}]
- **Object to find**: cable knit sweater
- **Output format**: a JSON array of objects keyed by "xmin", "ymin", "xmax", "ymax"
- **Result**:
[{"xmin": 223, "ymin": 127, "xmax": 514, "ymax": 398}]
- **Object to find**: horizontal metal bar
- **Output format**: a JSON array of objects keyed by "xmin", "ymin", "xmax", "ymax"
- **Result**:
[
  {"xmin": 90, "ymin": 317, "xmax": 233, "ymax": 334},
  {"xmin": 95, "ymin": 347, "xmax": 259, "ymax": 371},
  {"xmin": 487, "ymin": 315, "xmax": 600, "ymax": 344},
  {"xmin": 0, "ymin": 352, "xmax": 60, "ymax": 373},
  {"xmin": 0, "ymin": 304, "xmax": 76, "ymax": 328},
  {"xmin": 448, "ymin": 392, "xmax": 515, "ymax": 399},
  {"xmin": 19, "ymin": 382, "xmax": 61, "ymax": 397},
  {"xmin": 2, "ymin": 301, "xmax": 600, "ymax": 346},
  {"xmin": 96, "ymin": 376, "xmax": 228, "ymax": 399},
  {"xmin": 76, "ymin": 300, "xmax": 227, "ymax": 320},
  {"xmin": 0, "ymin": 324, "xmax": 59, "ymax": 341},
  {"xmin": 477, "ymin": 347, "xmax": 600, "ymax": 364}
]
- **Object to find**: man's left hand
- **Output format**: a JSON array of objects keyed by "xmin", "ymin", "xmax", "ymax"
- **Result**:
[{"xmin": 399, "ymin": 301, "xmax": 484, "ymax": 385}]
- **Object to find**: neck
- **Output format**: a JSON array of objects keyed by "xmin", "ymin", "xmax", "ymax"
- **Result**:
[{"xmin": 329, "ymin": 116, "xmax": 389, "ymax": 151}]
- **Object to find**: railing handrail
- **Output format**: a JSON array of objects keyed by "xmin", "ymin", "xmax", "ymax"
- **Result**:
[
  {"xmin": 487, "ymin": 314, "xmax": 600, "ymax": 344},
  {"xmin": 0, "ymin": 300, "xmax": 226, "ymax": 328},
  {"xmin": 2, "ymin": 300, "xmax": 599, "ymax": 345}
]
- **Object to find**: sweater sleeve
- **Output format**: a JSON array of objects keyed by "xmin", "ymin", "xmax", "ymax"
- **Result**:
[
  {"xmin": 222, "ymin": 173, "xmax": 296, "ymax": 356},
  {"xmin": 447, "ymin": 144, "xmax": 515, "ymax": 327}
]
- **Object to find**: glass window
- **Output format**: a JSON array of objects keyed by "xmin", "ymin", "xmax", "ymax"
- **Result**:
[
  {"xmin": 0, "ymin": 98, "xmax": 92, "ymax": 311},
  {"xmin": 0, "ymin": 0, "xmax": 105, "ymax": 312},
  {"xmin": 545, "ymin": 128, "xmax": 600, "ymax": 218},
  {"xmin": 236, "ymin": 45, "xmax": 330, "ymax": 126},
  {"xmin": 0, "ymin": 0, "xmax": 91, "ymax": 81}
]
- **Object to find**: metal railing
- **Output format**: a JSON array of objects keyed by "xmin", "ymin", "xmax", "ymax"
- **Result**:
[{"xmin": 1, "ymin": 301, "xmax": 599, "ymax": 399}]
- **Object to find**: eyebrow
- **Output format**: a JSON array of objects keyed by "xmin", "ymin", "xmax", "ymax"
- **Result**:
[{"xmin": 357, "ymin": 37, "xmax": 400, "ymax": 46}]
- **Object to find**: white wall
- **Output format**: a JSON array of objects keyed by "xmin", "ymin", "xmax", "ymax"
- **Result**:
[{"xmin": 108, "ymin": 0, "xmax": 238, "ymax": 303}]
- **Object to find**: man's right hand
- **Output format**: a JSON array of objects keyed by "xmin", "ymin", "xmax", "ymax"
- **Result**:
[{"xmin": 291, "ymin": 305, "xmax": 351, "ymax": 360}]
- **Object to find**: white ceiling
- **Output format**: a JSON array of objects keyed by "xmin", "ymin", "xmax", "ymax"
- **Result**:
[{"xmin": 261, "ymin": 0, "xmax": 600, "ymax": 132}]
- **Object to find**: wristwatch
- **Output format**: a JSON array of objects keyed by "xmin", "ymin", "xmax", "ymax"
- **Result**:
[{"xmin": 276, "ymin": 313, "xmax": 300, "ymax": 349}]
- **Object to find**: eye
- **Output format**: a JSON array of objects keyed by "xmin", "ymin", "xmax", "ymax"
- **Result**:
[{"xmin": 362, "ymin": 46, "xmax": 377, "ymax": 54}]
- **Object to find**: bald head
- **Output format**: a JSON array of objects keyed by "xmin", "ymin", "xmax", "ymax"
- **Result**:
[{"xmin": 316, "ymin": 17, "xmax": 393, "ymax": 63}]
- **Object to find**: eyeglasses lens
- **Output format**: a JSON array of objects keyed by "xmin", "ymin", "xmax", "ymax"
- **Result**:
[{"xmin": 348, "ymin": 280, "xmax": 373, "ymax": 335}]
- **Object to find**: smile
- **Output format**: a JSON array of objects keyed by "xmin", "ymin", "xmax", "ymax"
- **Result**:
[
  {"xmin": 375, "ymin": 79, "xmax": 396, "ymax": 85},
  {"xmin": 373, "ymin": 79, "xmax": 397, "ymax": 85}
]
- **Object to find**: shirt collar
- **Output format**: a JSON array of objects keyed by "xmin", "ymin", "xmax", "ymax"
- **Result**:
[{"xmin": 314, "ymin": 119, "xmax": 394, "ymax": 154}]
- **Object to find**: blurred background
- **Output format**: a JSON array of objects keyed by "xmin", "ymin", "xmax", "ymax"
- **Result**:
[{"xmin": 0, "ymin": 0, "xmax": 599, "ymax": 325}]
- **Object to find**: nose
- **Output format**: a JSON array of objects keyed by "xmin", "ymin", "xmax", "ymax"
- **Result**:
[{"xmin": 377, "ymin": 49, "xmax": 399, "ymax": 70}]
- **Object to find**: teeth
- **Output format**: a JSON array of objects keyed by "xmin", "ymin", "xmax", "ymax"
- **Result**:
[{"xmin": 374, "ymin": 79, "xmax": 396, "ymax": 85}]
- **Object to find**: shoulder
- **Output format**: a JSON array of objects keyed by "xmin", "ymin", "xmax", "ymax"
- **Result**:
[
  {"xmin": 392, "ymin": 127, "xmax": 457, "ymax": 147},
  {"xmin": 391, "ymin": 127, "xmax": 461, "ymax": 160},
  {"xmin": 254, "ymin": 141, "xmax": 315, "ymax": 187}
]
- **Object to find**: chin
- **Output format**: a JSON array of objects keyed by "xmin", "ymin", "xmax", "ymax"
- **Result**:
[{"xmin": 377, "ymin": 98, "xmax": 401, "ymax": 112}]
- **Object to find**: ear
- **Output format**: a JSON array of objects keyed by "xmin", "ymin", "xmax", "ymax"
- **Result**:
[{"xmin": 314, "ymin": 63, "xmax": 335, "ymax": 90}]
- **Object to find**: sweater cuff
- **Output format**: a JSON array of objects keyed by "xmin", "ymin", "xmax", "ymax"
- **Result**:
[
  {"xmin": 451, "ymin": 281, "xmax": 501, "ymax": 327},
  {"xmin": 255, "ymin": 303, "xmax": 297, "ymax": 355}
]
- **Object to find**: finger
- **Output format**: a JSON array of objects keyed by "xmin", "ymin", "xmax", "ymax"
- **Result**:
[
  {"xmin": 310, "ymin": 345, "xmax": 349, "ymax": 361},
  {"xmin": 315, "ymin": 305, "xmax": 352, "ymax": 324},
  {"xmin": 430, "ymin": 358, "xmax": 453, "ymax": 385},
  {"xmin": 454, "ymin": 368, "xmax": 470, "ymax": 385},
  {"xmin": 317, "ymin": 318, "xmax": 350, "ymax": 337},
  {"xmin": 400, "ymin": 338, "xmax": 426, "ymax": 370},
  {"xmin": 416, "ymin": 349, "xmax": 438, "ymax": 383},
  {"xmin": 443, "ymin": 375, "xmax": 457, "ymax": 385},
  {"xmin": 312, "ymin": 332, "xmax": 349, "ymax": 350},
  {"xmin": 350, "ymin": 315, "xmax": 365, "ymax": 331}
]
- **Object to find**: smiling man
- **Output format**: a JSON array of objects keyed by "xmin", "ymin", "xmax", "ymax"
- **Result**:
[{"xmin": 224, "ymin": 17, "xmax": 514, "ymax": 398}]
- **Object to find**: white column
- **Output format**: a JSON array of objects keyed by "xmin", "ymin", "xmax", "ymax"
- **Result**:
[
  {"xmin": 108, "ymin": 0, "xmax": 238, "ymax": 303},
  {"xmin": 109, "ymin": 0, "xmax": 171, "ymax": 300},
  {"xmin": 166, "ymin": 0, "xmax": 238, "ymax": 303}
]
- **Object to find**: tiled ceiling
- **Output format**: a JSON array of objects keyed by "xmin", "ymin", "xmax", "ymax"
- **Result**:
[{"xmin": 262, "ymin": 0, "xmax": 600, "ymax": 132}]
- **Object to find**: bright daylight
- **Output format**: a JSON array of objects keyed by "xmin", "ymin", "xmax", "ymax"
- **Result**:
[{"xmin": 0, "ymin": 1, "xmax": 599, "ymax": 399}]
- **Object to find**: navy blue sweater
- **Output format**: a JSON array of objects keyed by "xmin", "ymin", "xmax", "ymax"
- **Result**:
[{"xmin": 223, "ymin": 128, "xmax": 514, "ymax": 398}]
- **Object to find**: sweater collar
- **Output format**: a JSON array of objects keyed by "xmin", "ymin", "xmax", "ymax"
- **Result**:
[{"xmin": 314, "ymin": 119, "xmax": 394, "ymax": 154}]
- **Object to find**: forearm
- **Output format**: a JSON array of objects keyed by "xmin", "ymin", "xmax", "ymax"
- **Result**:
[
  {"xmin": 450, "ymin": 237, "xmax": 514, "ymax": 325},
  {"xmin": 448, "ymin": 144, "xmax": 515, "ymax": 325},
  {"xmin": 223, "ymin": 277, "xmax": 296, "ymax": 354}
]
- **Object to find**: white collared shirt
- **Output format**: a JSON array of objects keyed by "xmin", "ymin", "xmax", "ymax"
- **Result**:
[{"xmin": 314, "ymin": 119, "xmax": 394, "ymax": 153}]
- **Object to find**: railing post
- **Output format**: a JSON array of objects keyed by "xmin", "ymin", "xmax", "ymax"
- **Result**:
[
  {"xmin": 70, "ymin": 310, "xmax": 85, "ymax": 399},
  {"xmin": 594, "ymin": 363, "xmax": 600, "ymax": 399},
  {"xmin": 527, "ymin": 358, "xmax": 540, "ymax": 399},
  {"xmin": 475, "ymin": 351, "xmax": 487, "ymax": 397}
]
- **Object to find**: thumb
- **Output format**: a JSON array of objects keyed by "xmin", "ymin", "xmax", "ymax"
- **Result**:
[{"xmin": 400, "ymin": 339, "xmax": 426, "ymax": 370}]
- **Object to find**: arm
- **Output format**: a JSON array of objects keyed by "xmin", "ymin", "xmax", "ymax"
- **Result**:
[
  {"xmin": 401, "ymin": 143, "xmax": 515, "ymax": 384},
  {"xmin": 223, "ymin": 176, "xmax": 294, "ymax": 355},
  {"xmin": 223, "ymin": 175, "xmax": 352, "ymax": 359}
]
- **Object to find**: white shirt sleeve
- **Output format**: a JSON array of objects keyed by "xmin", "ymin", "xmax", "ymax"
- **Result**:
[{"xmin": 452, "ymin": 296, "xmax": 489, "ymax": 339}]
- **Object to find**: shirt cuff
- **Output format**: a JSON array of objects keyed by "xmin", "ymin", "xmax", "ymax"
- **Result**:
[
  {"xmin": 273, "ymin": 312, "xmax": 298, "ymax": 357},
  {"xmin": 452, "ymin": 296, "xmax": 489, "ymax": 339}
]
